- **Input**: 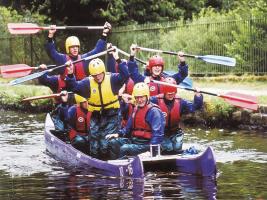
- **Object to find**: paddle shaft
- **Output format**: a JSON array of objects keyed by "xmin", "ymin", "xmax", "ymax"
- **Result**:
[
  {"xmin": 38, "ymin": 49, "xmax": 113, "ymax": 73},
  {"xmin": 136, "ymin": 46, "xmax": 236, "ymax": 67},
  {"xmin": 136, "ymin": 46, "xmax": 194, "ymax": 57},
  {"xmin": 152, "ymin": 80, "xmax": 257, "ymax": 104},
  {"xmin": 9, "ymin": 49, "xmax": 113, "ymax": 85},
  {"xmin": 12, "ymin": 26, "xmax": 104, "ymax": 30},
  {"xmin": 22, "ymin": 92, "xmax": 73, "ymax": 102},
  {"xmin": 117, "ymin": 49, "xmax": 146, "ymax": 65}
]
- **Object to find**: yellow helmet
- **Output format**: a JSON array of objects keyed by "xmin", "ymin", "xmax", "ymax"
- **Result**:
[
  {"xmin": 89, "ymin": 58, "xmax": 106, "ymax": 75},
  {"xmin": 74, "ymin": 94, "xmax": 87, "ymax": 104},
  {"xmin": 132, "ymin": 82, "xmax": 150, "ymax": 99},
  {"xmin": 65, "ymin": 36, "xmax": 80, "ymax": 54}
]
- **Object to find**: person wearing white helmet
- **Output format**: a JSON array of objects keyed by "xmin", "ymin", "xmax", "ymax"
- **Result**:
[
  {"xmin": 45, "ymin": 22, "xmax": 112, "ymax": 80},
  {"xmin": 106, "ymin": 82, "xmax": 165, "ymax": 159}
]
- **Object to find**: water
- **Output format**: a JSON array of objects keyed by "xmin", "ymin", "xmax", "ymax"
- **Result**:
[{"xmin": 0, "ymin": 110, "xmax": 266, "ymax": 199}]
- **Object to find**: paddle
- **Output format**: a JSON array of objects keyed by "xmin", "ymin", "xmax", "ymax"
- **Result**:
[
  {"xmin": 0, "ymin": 64, "xmax": 56, "ymax": 78},
  {"xmin": 22, "ymin": 92, "xmax": 73, "ymax": 102},
  {"xmin": 9, "ymin": 48, "xmax": 114, "ymax": 86},
  {"xmin": 117, "ymin": 48, "xmax": 147, "ymax": 65},
  {"xmin": 152, "ymin": 79, "xmax": 258, "ymax": 110},
  {"xmin": 136, "ymin": 46, "xmax": 236, "ymax": 67},
  {"xmin": 8, "ymin": 23, "xmax": 104, "ymax": 35},
  {"xmin": 117, "ymin": 48, "xmax": 193, "ymax": 88}
]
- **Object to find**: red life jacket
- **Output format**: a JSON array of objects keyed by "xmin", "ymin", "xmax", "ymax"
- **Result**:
[
  {"xmin": 53, "ymin": 75, "xmax": 67, "ymax": 104},
  {"xmin": 125, "ymin": 78, "xmax": 134, "ymax": 95},
  {"xmin": 64, "ymin": 55, "xmax": 86, "ymax": 80},
  {"xmin": 149, "ymin": 76, "xmax": 165, "ymax": 96},
  {"xmin": 69, "ymin": 106, "xmax": 92, "ymax": 141},
  {"xmin": 131, "ymin": 103, "xmax": 156, "ymax": 139},
  {"xmin": 157, "ymin": 94, "xmax": 181, "ymax": 135},
  {"xmin": 121, "ymin": 103, "xmax": 134, "ymax": 128},
  {"xmin": 57, "ymin": 75, "xmax": 66, "ymax": 93}
]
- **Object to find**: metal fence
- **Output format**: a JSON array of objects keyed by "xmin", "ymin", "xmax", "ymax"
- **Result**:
[
  {"xmin": 111, "ymin": 18, "xmax": 267, "ymax": 76},
  {"xmin": 0, "ymin": 18, "xmax": 266, "ymax": 76}
]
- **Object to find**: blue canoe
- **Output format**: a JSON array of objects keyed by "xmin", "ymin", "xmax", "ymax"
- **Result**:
[{"xmin": 44, "ymin": 114, "xmax": 216, "ymax": 178}]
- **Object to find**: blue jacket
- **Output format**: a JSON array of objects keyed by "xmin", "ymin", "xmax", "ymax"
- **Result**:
[
  {"xmin": 38, "ymin": 73, "xmax": 67, "ymax": 93},
  {"xmin": 107, "ymin": 54, "xmax": 117, "ymax": 73},
  {"xmin": 128, "ymin": 60, "xmax": 188, "ymax": 84},
  {"xmin": 65, "ymin": 60, "xmax": 129, "ymax": 99},
  {"xmin": 119, "ymin": 104, "xmax": 165, "ymax": 145},
  {"xmin": 45, "ymin": 37, "xmax": 106, "ymax": 75}
]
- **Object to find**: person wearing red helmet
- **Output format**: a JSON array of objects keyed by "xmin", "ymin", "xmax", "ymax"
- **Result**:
[
  {"xmin": 150, "ymin": 77, "xmax": 203, "ymax": 154},
  {"xmin": 128, "ymin": 44, "xmax": 188, "ymax": 96}
]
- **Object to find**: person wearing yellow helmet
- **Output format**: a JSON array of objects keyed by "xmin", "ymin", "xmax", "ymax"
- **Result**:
[
  {"xmin": 66, "ymin": 47, "xmax": 130, "ymax": 159},
  {"xmin": 45, "ymin": 22, "xmax": 112, "ymax": 81},
  {"xmin": 149, "ymin": 77, "xmax": 203, "ymax": 154},
  {"xmin": 57, "ymin": 92, "xmax": 91, "ymax": 154},
  {"xmin": 128, "ymin": 44, "xmax": 188, "ymax": 96},
  {"xmin": 106, "ymin": 82, "xmax": 165, "ymax": 159}
]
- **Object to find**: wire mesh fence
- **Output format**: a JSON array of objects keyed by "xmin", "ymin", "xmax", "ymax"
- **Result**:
[{"xmin": 0, "ymin": 18, "xmax": 266, "ymax": 76}]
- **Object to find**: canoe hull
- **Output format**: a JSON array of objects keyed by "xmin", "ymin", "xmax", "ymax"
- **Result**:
[
  {"xmin": 44, "ymin": 114, "xmax": 144, "ymax": 178},
  {"xmin": 44, "ymin": 114, "xmax": 216, "ymax": 177}
]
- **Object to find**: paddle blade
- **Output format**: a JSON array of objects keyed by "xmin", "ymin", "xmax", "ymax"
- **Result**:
[
  {"xmin": 179, "ymin": 77, "xmax": 193, "ymax": 88},
  {"xmin": 220, "ymin": 92, "xmax": 258, "ymax": 110},
  {"xmin": 9, "ymin": 71, "xmax": 46, "ymax": 86},
  {"xmin": 0, "ymin": 64, "xmax": 34, "ymax": 78},
  {"xmin": 197, "ymin": 55, "xmax": 236, "ymax": 67},
  {"xmin": 8, "ymin": 23, "xmax": 42, "ymax": 34}
]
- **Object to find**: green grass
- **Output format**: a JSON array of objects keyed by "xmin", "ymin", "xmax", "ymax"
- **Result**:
[
  {"xmin": 0, "ymin": 75, "xmax": 266, "ymax": 113},
  {"xmin": 0, "ymin": 80, "xmax": 53, "ymax": 111}
]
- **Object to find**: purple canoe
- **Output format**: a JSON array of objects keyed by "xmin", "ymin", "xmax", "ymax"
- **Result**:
[{"xmin": 45, "ymin": 114, "xmax": 216, "ymax": 178}]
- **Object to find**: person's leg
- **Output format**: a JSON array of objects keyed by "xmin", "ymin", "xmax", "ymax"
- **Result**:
[
  {"xmin": 89, "ymin": 114, "xmax": 101, "ymax": 158},
  {"xmin": 71, "ymin": 135, "xmax": 90, "ymax": 154},
  {"xmin": 161, "ymin": 137, "xmax": 174, "ymax": 154},
  {"xmin": 170, "ymin": 130, "xmax": 184, "ymax": 153},
  {"xmin": 99, "ymin": 110, "xmax": 120, "ymax": 159},
  {"xmin": 108, "ymin": 138, "xmax": 130, "ymax": 159},
  {"xmin": 119, "ymin": 144, "xmax": 149, "ymax": 158}
]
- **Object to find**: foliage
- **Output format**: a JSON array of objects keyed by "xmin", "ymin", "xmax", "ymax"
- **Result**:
[
  {"xmin": 225, "ymin": 0, "xmax": 267, "ymax": 73},
  {"xmin": 0, "ymin": 6, "xmax": 49, "ymax": 65},
  {"xmin": 0, "ymin": 0, "xmax": 206, "ymax": 26}
]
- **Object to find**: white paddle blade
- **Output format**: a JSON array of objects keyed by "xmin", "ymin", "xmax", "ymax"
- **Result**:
[{"xmin": 198, "ymin": 55, "xmax": 236, "ymax": 67}]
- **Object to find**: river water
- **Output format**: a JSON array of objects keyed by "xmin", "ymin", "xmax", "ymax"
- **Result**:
[{"xmin": 0, "ymin": 110, "xmax": 266, "ymax": 199}]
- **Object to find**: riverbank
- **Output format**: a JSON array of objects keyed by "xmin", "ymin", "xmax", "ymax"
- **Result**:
[{"xmin": 0, "ymin": 76, "xmax": 266, "ymax": 131}]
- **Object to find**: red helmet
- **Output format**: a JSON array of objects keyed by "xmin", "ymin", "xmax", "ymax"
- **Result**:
[
  {"xmin": 163, "ymin": 77, "xmax": 177, "ymax": 93},
  {"xmin": 148, "ymin": 55, "xmax": 164, "ymax": 72}
]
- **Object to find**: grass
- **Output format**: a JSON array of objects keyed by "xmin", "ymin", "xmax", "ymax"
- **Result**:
[
  {"xmin": 0, "ymin": 75, "xmax": 266, "ymax": 113},
  {"xmin": 0, "ymin": 79, "xmax": 53, "ymax": 111}
]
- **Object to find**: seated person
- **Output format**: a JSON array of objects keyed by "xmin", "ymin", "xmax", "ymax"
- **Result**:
[
  {"xmin": 150, "ymin": 77, "xmax": 203, "ymax": 154},
  {"xmin": 59, "ymin": 92, "xmax": 91, "ymax": 154},
  {"xmin": 106, "ymin": 82, "xmax": 165, "ymax": 159}
]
